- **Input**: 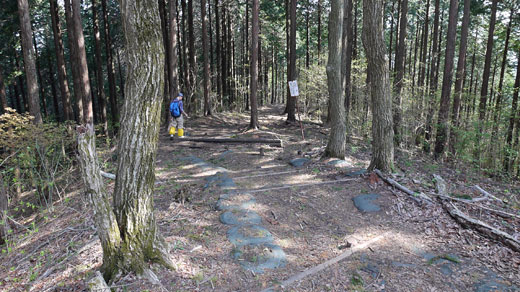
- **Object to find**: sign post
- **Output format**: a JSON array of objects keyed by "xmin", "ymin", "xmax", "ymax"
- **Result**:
[{"xmin": 288, "ymin": 80, "xmax": 304, "ymax": 140}]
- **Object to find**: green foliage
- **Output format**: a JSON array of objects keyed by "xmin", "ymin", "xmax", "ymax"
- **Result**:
[{"xmin": 0, "ymin": 108, "xmax": 75, "ymax": 208}]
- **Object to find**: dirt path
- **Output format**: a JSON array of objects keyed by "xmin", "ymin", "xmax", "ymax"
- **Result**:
[
  {"xmin": 151, "ymin": 105, "xmax": 519, "ymax": 291},
  {"xmin": 1, "ymin": 105, "xmax": 517, "ymax": 291}
]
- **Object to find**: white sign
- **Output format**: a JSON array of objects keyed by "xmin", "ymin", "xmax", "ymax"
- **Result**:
[{"xmin": 288, "ymin": 80, "xmax": 299, "ymax": 97}]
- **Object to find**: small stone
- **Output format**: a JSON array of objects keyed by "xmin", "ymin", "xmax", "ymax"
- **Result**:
[{"xmin": 289, "ymin": 158, "xmax": 310, "ymax": 167}]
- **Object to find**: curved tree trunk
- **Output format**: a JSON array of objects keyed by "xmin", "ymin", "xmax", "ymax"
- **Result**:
[
  {"xmin": 17, "ymin": 0, "xmax": 42, "ymax": 124},
  {"xmin": 362, "ymin": 0, "xmax": 394, "ymax": 172},
  {"xmin": 324, "ymin": 0, "xmax": 345, "ymax": 159},
  {"xmin": 78, "ymin": 0, "xmax": 174, "ymax": 281}
]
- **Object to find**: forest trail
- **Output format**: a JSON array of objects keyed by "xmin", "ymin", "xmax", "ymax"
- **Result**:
[
  {"xmin": 2, "ymin": 105, "xmax": 518, "ymax": 291},
  {"xmin": 151, "ymin": 105, "xmax": 519, "ymax": 291}
]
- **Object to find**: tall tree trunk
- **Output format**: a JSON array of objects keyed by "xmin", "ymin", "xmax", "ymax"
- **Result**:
[
  {"xmin": 64, "ymin": 0, "xmax": 83, "ymax": 123},
  {"xmin": 169, "ymin": 0, "xmax": 179, "ymax": 98},
  {"xmin": 504, "ymin": 49, "xmax": 520, "ymax": 171},
  {"xmin": 344, "ymin": 0, "xmax": 353, "ymax": 116},
  {"xmin": 317, "ymin": 0, "xmax": 322, "ymax": 60},
  {"xmin": 362, "ymin": 0, "xmax": 394, "ymax": 172},
  {"xmin": 71, "ymin": 0, "xmax": 93, "ymax": 124},
  {"xmin": 202, "ymin": 0, "xmax": 211, "ymax": 115},
  {"xmin": 490, "ymin": 11, "xmax": 512, "ymax": 151},
  {"xmin": 476, "ymin": 0, "xmax": 498, "ymax": 157},
  {"xmin": 416, "ymin": 0, "xmax": 429, "ymax": 116},
  {"xmin": 433, "ymin": 0, "xmax": 458, "ymax": 158},
  {"xmin": 215, "ymin": 0, "xmax": 221, "ymax": 101},
  {"xmin": 388, "ymin": 0, "xmax": 395, "ymax": 72},
  {"xmin": 92, "ymin": 0, "xmax": 108, "ymax": 136},
  {"xmin": 249, "ymin": 0, "xmax": 259, "ymax": 129},
  {"xmin": 102, "ymin": 0, "xmax": 119, "ymax": 129},
  {"xmin": 181, "ymin": 0, "xmax": 188, "ymax": 92},
  {"xmin": 17, "ymin": 0, "xmax": 42, "ymax": 124},
  {"xmin": 78, "ymin": 0, "xmax": 174, "ymax": 281},
  {"xmin": 324, "ymin": 0, "xmax": 345, "ymax": 159},
  {"xmin": 49, "ymin": 0, "xmax": 73, "ymax": 121},
  {"xmin": 448, "ymin": 0, "xmax": 470, "ymax": 156},
  {"xmin": 33, "ymin": 33, "xmax": 47, "ymax": 118},
  {"xmin": 392, "ymin": 0, "xmax": 407, "ymax": 145},
  {"xmin": 423, "ymin": 0, "xmax": 440, "ymax": 152},
  {"xmin": 158, "ymin": 0, "xmax": 171, "ymax": 124},
  {"xmin": 286, "ymin": 0, "xmax": 297, "ymax": 122},
  {"xmin": 187, "ymin": 0, "xmax": 196, "ymax": 110}
]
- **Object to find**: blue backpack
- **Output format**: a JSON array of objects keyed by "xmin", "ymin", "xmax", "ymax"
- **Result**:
[{"xmin": 170, "ymin": 100, "xmax": 181, "ymax": 117}]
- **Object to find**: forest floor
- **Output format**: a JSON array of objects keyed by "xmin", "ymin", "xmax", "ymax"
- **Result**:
[{"xmin": 1, "ymin": 104, "xmax": 519, "ymax": 292}]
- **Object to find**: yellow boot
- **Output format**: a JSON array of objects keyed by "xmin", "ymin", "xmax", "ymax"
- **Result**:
[
  {"xmin": 178, "ymin": 128, "xmax": 184, "ymax": 137},
  {"xmin": 169, "ymin": 127, "xmax": 176, "ymax": 136}
]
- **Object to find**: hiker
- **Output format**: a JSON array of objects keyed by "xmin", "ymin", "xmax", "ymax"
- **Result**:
[{"xmin": 169, "ymin": 92, "xmax": 189, "ymax": 138}]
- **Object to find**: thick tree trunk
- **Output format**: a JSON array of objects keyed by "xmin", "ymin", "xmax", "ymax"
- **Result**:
[
  {"xmin": 317, "ymin": 0, "xmax": 322, "ymax": 60},
  {"xmin": 202, "ymin": 0, "xmax": 211, "ymax": 115},
  {"xmin": 448, "ymin": 0, "xmax": 470, "ymax": 157},
  {"xmin": 76, "ymin": 0, "xmax": 175, "ymax": 281},
  {"xmin": 17, "ymin": 0, "xmax": 42, "ymax": 124},
  {"xmin": 392, "ymin": 0, "xmax": 407, "ymax": 145},
  {"xmin": 101, "ymin": 0, "xmax": 119, "ymax": 129},
  {"xmin": 33, "ymin": 34, "xmax": 47, "ymax": 118},
  {"xmin": 324, "ymin": 0, "xmax": 346, "ymax": 159},
  {"xmin": 249, "ymin": 0, "xmax": 259, "ymax": 129},
  {"xmin": 49, "ymin": 0, "xmax": 73, "ymax": 121},
  {"xmin": 362, "ymin": 0, "xmax": 394, "ymax": 172},
  {"xmin": 344, "ymin": 0, "xmax": 353, "ymax": 116},
  {"xmin": 433, "ymin": 0, "xmax": 458, "ymax": 159},
  {"xmin": 286, "ymin": 0, "xmax": 297, "ymax": 122},
  {"xmin": 92, "ymin": 0, "xmax": 109, "ymax": 136},
  {"xmin": 416, "ymin": 0, "xmax": 429, "ymax": 116},
  {"xmin": 158, "ymin": 0, "xmax": 171, "ymax": 127}
]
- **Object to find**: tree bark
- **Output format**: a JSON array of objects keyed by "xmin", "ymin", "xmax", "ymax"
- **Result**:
[
  {"xmin": 158, "ymin": 0, "xmax": 171, "ymax": 127},
  {"xmin": 215, "ymin": 0, "xmax": 222, "ymax": 104},
  {"xmin": 249, "ymin": 0, "xmax": 259, "ymax": 129},
  {"xmin": 17, "ymin": 0, "xmax": 42, "ymax": 124},
  {"xmin": 72, "ymin": 0, "xmax": 93, "ymax": 124},
  {"xmin": 187, "ymin": 0, "xmax": 196, "ymax": 110},
  {"xmin": 317, "ymin": 0, "xmax": 322, "ymax": 60},
  {"xmin": 392, "ymin": 0, "xmax": 407, "ymax": 145},
  {"xmin": 77, "ymin": 0, "xmax": 174, "ymax": 281},
  {"xmin": 64, "ymin": 0, "xmax": 83, "ymax": 123},
  {"xmin": 286, "ymin": 0, "xmax": 297, "ymax": 122},
  {"xmin": 448, "ymin": 0, "xmax": 470, "ymax": 157},
  {"xmin": 33, "ymin": 33, "xmax": 47, "ymax": 118},
  {"xmin": 202, "ymin": 0, "xmax": 211, "ymax": 115},
  {"xmin": 169, "ymin": 0, "xmax": 179, "ymax": 99},
  {"xmin": 92, "ymin": 0, "xmax": 108, "ymax": 135},
  {"xmin": 362, "ymin": 0, "xmax": 394, "ymax": 172},
  {"xmin": 433, "ymin": 0, "xmax": 458, "ymax": 159},
  {"xmin": 101, "ymin": 0, "xmax": 119, "ymax": 129},
  {"xmin": 49, "ymin": 0, "xmax": 73, "ymax": 121},
  {"xmin": 324, "ymin": 0, "xmax": 346, "ymax": 159},
  {"xmin": 343, "ymin": 0, "xmax": 353, "ymax": 117},
  {"xmin": 46, "ymin": 46, "xmax": 61, "ymax": 121}
]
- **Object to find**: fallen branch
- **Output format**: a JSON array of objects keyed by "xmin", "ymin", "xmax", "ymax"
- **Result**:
[
  {"xmin": 174, "ymin": 137, "xmax": 283, "ymax": 147},
  {"xmin": 433, "ymin": 174, "xmax": 520, "ymax": 253},
  {"xmin": 373, "ymin": 169, "xmax": 432, "ymax": 205},
  {"xmin": 260, "ymin": 233, "xmax": 388, "ymax": 292},
  {"xmin": 100, "ymin": 171, "xmax": 116, "ymax": 180},
  {"xmin": 473, "ymin": 185, "xmax": 505, "ymax": 204},
  {"xmin": 432, "ymin": 193, "xmax": 520, "ymax": 220}
]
